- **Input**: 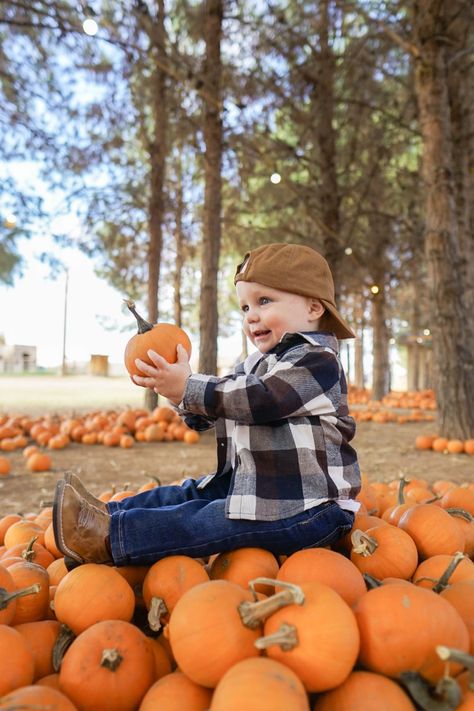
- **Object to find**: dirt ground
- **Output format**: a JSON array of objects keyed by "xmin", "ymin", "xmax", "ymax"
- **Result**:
[{"xmin": 1, "ymin": 419, "xmax": 472, "ymax": 516}]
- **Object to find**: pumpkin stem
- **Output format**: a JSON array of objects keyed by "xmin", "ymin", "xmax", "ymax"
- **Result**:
[
  {"xmin": 255, "ymin": 623, "xmax": 298, "ymax": 652},
  {"xmin": 147, "ymin": 596, "xmax": 169, "ymax": 632},
  {"xmin": 432, "ymin": 551, "xmax": 466, "ymax": 593},
  {"xmin": 53, "ymin": 624, "xmax": 76, "ymax": 672},
  {"xmin": 351, "ymin": 529, "xmax": 378, "ymax": 556},
  {"xmin": 101, "ymin": 648, "xmax": 124, "ymax": 671},
  {"xmin": 437, "ymin": 646, "xmax": 474, "ymax": 686},
  {"xmin": 21, "ymin": 535, "xmax": 39, "ymax": 562},
  {"xmin": 0, "ymin": 582, "xmax": 40, "ymax": 610},
  {"xmin": 124, "ymin": 299, "xmax": 154, "ymax": 334},
  {"xmin": 399, "ymin": 671, "xmax": 462, "ymax": 711},
  {"xmin": 445, "ymin": 508, "xmax": 474, "ymax": 523},
  {"xmin": 239, "ymin": 578, "xmax": 304, "ymax": 629},
  {"xmin": 363, "ymin": 573, "xmax": 383, "ymax": 589},
  {"xmin": 397, "ymin": 475, "xmax": 408, "ymax": 505}
]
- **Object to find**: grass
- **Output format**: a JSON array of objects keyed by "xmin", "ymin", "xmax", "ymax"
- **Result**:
[{"xmin": 0, "ymin": 374, "xmax": 146, "ymax": 415}]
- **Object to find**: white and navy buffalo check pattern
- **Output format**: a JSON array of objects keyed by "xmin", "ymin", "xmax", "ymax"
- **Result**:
[{"xmin": 177, "ymin": 332, "xmax": 361, "ymax": 521}]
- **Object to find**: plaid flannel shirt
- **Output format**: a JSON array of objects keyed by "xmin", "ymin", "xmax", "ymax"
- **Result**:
[{"xmin": 176, "ymin": 331, "xmax": 361, "ymax": 521}]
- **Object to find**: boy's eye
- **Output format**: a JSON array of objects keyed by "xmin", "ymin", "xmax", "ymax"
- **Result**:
[
  {"xmin": 241, "ymin": 305, "xmax": 249, "ymax": 312},
  {"xmin": 259, "ymin": 296, "xmax": 271, "ymax": 305}
]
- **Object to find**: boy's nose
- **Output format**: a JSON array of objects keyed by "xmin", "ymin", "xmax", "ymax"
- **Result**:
[{"xmin": 246, "ymin": 308, "xmax": 259, "ymax": 322}]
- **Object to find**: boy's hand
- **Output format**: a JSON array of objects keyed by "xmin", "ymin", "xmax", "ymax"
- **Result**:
[{"xmin": 133, "ymin": 343, "xmax": 191, "ymax": 405}]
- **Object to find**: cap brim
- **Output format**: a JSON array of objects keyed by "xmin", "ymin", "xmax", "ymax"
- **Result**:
[{"xmin": 319, "ymin": 301, "xmax": 356, "ymax": 339}]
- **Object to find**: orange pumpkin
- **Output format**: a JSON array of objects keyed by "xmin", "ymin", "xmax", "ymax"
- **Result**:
[
  {"xmin": 139, "ymin": 671, "xmax": 213, "ymax": 711},
  {"xmin": 0, "ymin": 513, "xmax": 22, "ymax": 544},
  {"xmin": 0, "ymin": 624, "xmax": 35, "ymax": 695},
  {"xmin": 353, "ymin": 582, "xmax": 469, "ymax": 682},
  {"xmin": 398, "ymin": 503, "xmax": 465, "ymax": 558},
  {"xmin": 26, "ymin": 452, "xmax": 52, "ymax": 472},
  {"xmin": 350, "ymin": 525, "xmax": 419, "ymax": 580},
  {"xmin": 313, "ymin": 670, "xmax": 416, "ymax": 710},
  {"xmin": 439, "ymin": 579, "xmax": 474, "ymax": 653},
  {"xmin": 412, "ymin": 553, "xmax": 474, "ymax": 589},
  {"xmin": 209, "ymin": 548, "xmax": 279, "ymax": 596},
  {"xmin": 0, "ymin": 685, "xmax": 76, "ymax": 710},
  {"xmin": 440, "ymin": 487, "xmax": 474, "ymax": 516},
  {"xmin": 59, "ymin": 619, "xmax": 155, "ymax": 711},
  {"xmin": 277, "ymin": 547, "xmax": 366, "ymax": 607},
  {"xmin": 7, "ymin": 560, "xmax": 50, "ymax": 624},
  {"xmin": 13, "ymin": 620, "xmax": 61, "ymax": 680},
  {"xmin": 54, "ymin": 563, "xmax": 136, "ymax": 635},
  {"xmin": 210, "ymin": 657, "xmax": 309, "ymax": 711},
  {"xmin": 251, "ymin": 579, "xmax": 360, "ymax": 692},
  {"xmin": 124, "ymin": 300, "xmax": 192, "ymax": 377},
  {"xmin": 3, "ymin": 519, "xmax": 45, "ymax": 548},
  {"xmin": 143, "ymin": 555, "xmax": 210, "ymax": 631},
  {"xmin": 0, "ymin": 455, "xmax": 11, "ymax": 476},
  {"xmin": 168, "ymin": 580, "xmax": 262, "ymax": 687}
]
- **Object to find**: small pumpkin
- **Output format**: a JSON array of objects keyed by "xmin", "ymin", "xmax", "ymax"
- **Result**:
[
  {"xmin": 313, "ymin": 670, "xmax": 416, "ymax": 711},
  {"xmin": 353, "ymin": 581, "xmax": 469, "ymax": 682},
  {"xmin": 249, "ymin": 579, "xmax": 360, "ymax": 692},
  {"xmin": 350, "ymin": 525, "xmax": 419, "ymax": 581},
  {"xmin": 168, "ymin": 580, "xmax": 262, "ymax": 687},
  {"xmin": 124, "ymin": 300, "xmax": 192, "ymax": 378},
  {"xmin": 13, "ymin": 620, "xmax": 61, "ymax": 681},
  {"xmin": 143, "ymin": 555, "xmax": 209, "ymax": 632},
  {"xmin": 0, "ymin": 685, "xmax": 76, "ymax": 710},
  {"xmin": 210, "ymin": 657, "xmax": 309, "ymax": 711},
  {"xmin": 209, "ymin": 547, "xmax": 279, "ymax": 596},
  {"xmin": 277, "ymin": 547, "xmax": 366, "ymax": 607},
  {"xmin": 139, "ymin": 671, "xmax": 213, "ymax": 711},
  {"xmin": 0, "ymin": 624, "xmax": 35, "ymax": 696},
  {"xmin": 59, "ymin": 619, "xmax": 155, "ymax": 711},
  {"xmin": 54, "ymin": 563, "xmax": 136, "ymax": 635}
]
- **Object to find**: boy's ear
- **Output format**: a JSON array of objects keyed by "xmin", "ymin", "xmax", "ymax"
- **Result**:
[{"xmin": 308, "ymin": 298, "xmax": 325, "ymax": 321}]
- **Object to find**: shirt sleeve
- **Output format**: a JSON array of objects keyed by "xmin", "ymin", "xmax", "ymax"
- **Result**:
[{"xmin": 182, "ymin": 347, "xmax": 342, "ymax": 424}]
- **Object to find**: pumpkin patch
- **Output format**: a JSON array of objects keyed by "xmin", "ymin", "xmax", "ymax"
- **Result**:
[{"xmin": 0, "ymin": 469, "xmax": 473, "ymax": 708}]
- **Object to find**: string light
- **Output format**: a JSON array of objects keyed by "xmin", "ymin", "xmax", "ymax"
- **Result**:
[
  {"xmin": 423, "ymin": 329, "xmax": 430, "ymax": 336},
  {"xmin": 344, "ymin": 247, "xmax": 353, "ymax": 255},
  {"xmin": 370, "ymin": 284, "xmax": 380, "ymax": 295},
  {"xmin": 270, "ymin": 173, "xmax": 281, "ymax": 184},
  {"xmin": 82, "ymin": 17, "xmax": 98, "ymax": 35},
  {"xmin": 4, "ymin": 214, "xmax": 17, "ymax": 228}
]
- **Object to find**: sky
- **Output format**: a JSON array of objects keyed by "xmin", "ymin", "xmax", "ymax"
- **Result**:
[
  {"xmin": 0, "ymin": 234, "xmax": 137, "ymax": 369},
  {"xmin": 0, "ymin": 225, "xmax": 243, "ymax": 371}
]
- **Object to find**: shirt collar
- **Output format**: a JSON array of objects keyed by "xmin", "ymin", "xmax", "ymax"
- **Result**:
[{"xmin": 279, "ymin": 331, "xmax": 340, "ymax": 354}]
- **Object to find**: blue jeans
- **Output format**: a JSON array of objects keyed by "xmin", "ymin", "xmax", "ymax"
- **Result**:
[{"xmin": 107, "ymin": 472, "xmax": 355, "ymax": 566}]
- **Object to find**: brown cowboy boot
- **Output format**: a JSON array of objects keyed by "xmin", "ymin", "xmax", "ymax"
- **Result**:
[
  {"xmin": 63, "ymin": 471, "xmax": 108, "ymax": 512},
  {"xmin": 53, "ymin": 480, "xmax": 113, "ymax": 565}
]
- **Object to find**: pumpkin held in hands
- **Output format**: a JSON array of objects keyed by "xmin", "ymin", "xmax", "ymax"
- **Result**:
[{"xmin": 124, "ymin": 300, "xmax": 192, "ymax": 378}]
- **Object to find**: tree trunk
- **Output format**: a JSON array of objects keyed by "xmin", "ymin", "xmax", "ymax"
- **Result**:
[
  {"xmin": 353, "ymin": 294, "xmax": 365, "ymax": 389},
  {"xmin": 446, "ymin": 0, "xmax": 474, "ymax": 315},
  {"xmin": 371, "ymin": 291, "xmax": 390, "ymax": 401},
  {"xmin": 173, "ymin": 153, "xmax": 184, "ymax": 329},
  {"xmin": 145, "ymin": 0, "xmax": 168, "ymax": 411},
  {"xmin": 313, "ymin": 0, "xmax": 342, "ymax": 295},
  {"xmin": 413, "ymin": 0, "xmax": 474, "ymax": 438},
  {"xmin": 199, "ymin": 0, "xmax": 223, "ymax": 375}
]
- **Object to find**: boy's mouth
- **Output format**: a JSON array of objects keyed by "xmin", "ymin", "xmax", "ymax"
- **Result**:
[{"xmin": 252, "ymin": 330, "xmax": 271, "ymax": 338}]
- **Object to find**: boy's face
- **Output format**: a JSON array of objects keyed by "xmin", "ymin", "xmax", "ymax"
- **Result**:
[{"xmin": 236, "ymin": 281, "xmax": 324, "ymax": 353}]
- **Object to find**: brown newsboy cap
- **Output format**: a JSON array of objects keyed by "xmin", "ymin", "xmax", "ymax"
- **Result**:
[{"xmin": 234, "ymin": 243, "xmax": 355, "ymax": 339}]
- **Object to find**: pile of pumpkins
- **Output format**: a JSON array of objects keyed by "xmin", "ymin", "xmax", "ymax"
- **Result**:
[
  {"xmin": 0, "ymin": 406, "xmax": 200, "ymax": 477},
  {"xmin": 348, "ymin": 388, "xmax": 436, "ymax": 426},
  {"xmin": 0, "ymin": 474, "xmax": 473, "ymax": 710},
  {"xmin": 415, "ymin": 435, "xmax": 474, "ymax": 457},
  {"xmin": 348, "ymin": 388, "xmax": 436, "ymax": 411}
]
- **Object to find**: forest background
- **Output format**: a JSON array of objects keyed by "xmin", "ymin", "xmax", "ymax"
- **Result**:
[{"xmin": 0, "ymin": 0, "xmax": 473, "ymax": 440}]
